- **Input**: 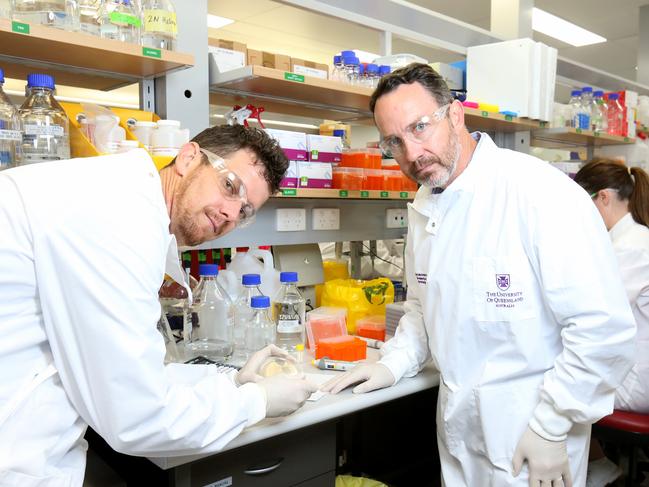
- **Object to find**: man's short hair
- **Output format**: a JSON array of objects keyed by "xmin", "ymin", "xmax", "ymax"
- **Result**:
[
  {"xmin": 369, "ymin": 63, "xmax": 454, "ymax": 113},
  {"xmin": 182, "ymin": 124, "xmax": 288, "ymax": 193}
]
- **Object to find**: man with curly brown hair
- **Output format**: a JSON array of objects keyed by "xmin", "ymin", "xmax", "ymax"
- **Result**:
[{"xmin": 0, "ymin": 124, "xmax": 317, "ymax": 486}]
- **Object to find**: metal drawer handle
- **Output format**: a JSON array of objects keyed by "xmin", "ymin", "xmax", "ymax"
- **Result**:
[{"xmin": 243, "ymin": 458, "xmax": 284, "ymax": 476}]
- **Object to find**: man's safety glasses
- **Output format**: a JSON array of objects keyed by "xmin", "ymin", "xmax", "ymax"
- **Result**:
[
  {"xmin": 199, "ymin": 148, "xmax": 256, "ymax": 228},
  {"xmin": 379, "ymin": 103, "xmax": 451, "ymax": 157}
]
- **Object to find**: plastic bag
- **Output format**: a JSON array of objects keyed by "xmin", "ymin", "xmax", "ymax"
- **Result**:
[
  {"xmin": 335, "ymin": 475, "xmax": 388, "ymax": 487},
  {"xmin": 321, "ymin": 278, "xmax": 394, "ymax": 334}
]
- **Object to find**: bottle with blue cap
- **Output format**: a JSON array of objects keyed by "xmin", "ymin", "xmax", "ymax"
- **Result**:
[
  {"xmin": 244, "ymin": 295, "xmax": 275, "ymax": 356},
  {"xmin": 18, "ymin": 73, "xmax": 70, "ymax": 164},
  {"xmin": 232, "ymin": 273, "xmax": 263, "ymax": 360},
  {"xmin": 185, "ymin": 264, "xmax": 234, "ymax": 360},
  {"xmin": 0, "ymin": 68, "xmax": 21, "ymax": 170},
  {"xmin": 272, "ymin": 271, "xmax": 306, "ymax": 356}
]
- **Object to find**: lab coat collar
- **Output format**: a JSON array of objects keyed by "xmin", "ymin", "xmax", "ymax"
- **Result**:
[
  {"xmin": 410, "ymin": 132, "xmax": 494, "ymax": 217},
  {"xmin": 609, "ymin": 212, "xmax": 635, "ymax": 243}
]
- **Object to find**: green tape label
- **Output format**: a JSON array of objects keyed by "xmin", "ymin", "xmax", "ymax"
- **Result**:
[
  {"xmin": 540, "ymin": 121, "xmax": 548, "ymax": 128},
  {"xmin": 380, "ymin": 191, "xmax": 389, "ymax": 198},
  {"xmin": 282, "ymin": 188, "xmax": 297, "ymax": 196},
  {"xmin": 360, "ymin": 190, "xmax": 369, "ymax": 198},
  {"xmin": 481, "ymin": 111, "xmax": 489, "ymax": 117},
  {"xmin": 110, "ymin": 11, "xmax": 141, "ymax": 27},
  {"xmin": 575, "ymin": 128, "xmax": 582, "ymax": 134},
  {"xmin": 624, "ymin": 137, "xmax": 630, "ymax": 142},
  {"xmin": 12, "ymin": 21, "xmax": 30, "ymax": 34},
  {"xmin": 505, "ymin": 115, "xmax": 513, "ymax": 121},
  {"xmin": 339, "ymin": 190, "xmax": 348, "ymax": 197},
  {"xmin": 142, "ymin": 47, "xmax": 162, "ymax": 58},
  {"xmin": 285, "ymin": 72, "xmax": 305, "ymax": 83},
  {"xmin": 593, "ymin": 131, "xmax": 600, "ymax": 137},
  {"xmin": 399, "ymin": 191, "xmax": 409, "ymax": 198}
]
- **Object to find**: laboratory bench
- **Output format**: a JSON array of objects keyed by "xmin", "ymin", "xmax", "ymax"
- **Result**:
[{"xmin": 86, "ymin": 350, "xmax": 441, "ymax": 487}]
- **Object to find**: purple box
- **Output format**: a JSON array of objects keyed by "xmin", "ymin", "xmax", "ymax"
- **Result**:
[
  {"xmin": 265, "ymin": 128, "xmax": 307, "ymax": 161},
  {"xmin": 307, "ymin": 134, "xmax": 342, "ymax": 163},
  {"xmin": 297, "ymin": 161, "xmax": 332, "ymax": 188},
  {"xmin": 279, "ymin": 161, "xmax": 298, "ymax": 188}
]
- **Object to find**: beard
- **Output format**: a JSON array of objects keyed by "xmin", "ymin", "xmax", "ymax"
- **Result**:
[
  {"xmin": 171, "ymin": 168, "xmax": 204, "ymax": 247},
  {"xmin": 410, "ymin": 129, "xmax": 461, "ymax": 189}
]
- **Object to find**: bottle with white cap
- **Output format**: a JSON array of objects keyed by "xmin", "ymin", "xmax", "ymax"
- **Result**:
[
  {"xmin": 18, "ymin": 73, "xmax": 70, "ymax": 164},
  {"xmin": 132, "ymin": 120, "xmax": 156, "ymax": 150},
  {"xmin": 151, "ymin": 119, "xmax": 183, "ymax": 156},
  {"xmin": 118, "ymin": 139, "xmax": 140, "ymax": 153}
]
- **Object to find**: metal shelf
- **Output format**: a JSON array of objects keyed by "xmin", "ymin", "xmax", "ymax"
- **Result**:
[
  {"xmin": 274, "ymin": 188, "xmax": 416, "ymax": 200},
  {"xmin": 209, "ymin": 64, "xmax": 374, "ymax": 123},
  {"xmin": 0, "ymin": 18, "xmax": 194, "ymax": 90},
  {"xmin": 531, "ymin": 128, "xmax": 635, "ymax": 149}
]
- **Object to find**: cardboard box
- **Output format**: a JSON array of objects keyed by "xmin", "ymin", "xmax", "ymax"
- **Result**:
[
  {"xmin": 247, "ymin": 49, "xmax": 291, "ymax": 71},
  {"xmin": 429, "ymin": 62, "xmax": 463, "ymax": 90},
  {"xmin": 307, "ymin": 134, "xmax": 342, "ymax": 163},
  {"xmin": 265, "ymin": 128, "xmax": 307, "ymax": 161},
  {"xmin": 291, "ymin": 58, "xmax": 329, "ymax": 80},
  {"xmin": 208, "ymin": 38, "xmax": 246, "ymax": 74},
  {"xmin": 279, "ymin": 161, "xmax": 298, "ymax": 188},
  {"xmin": 297, "ymin": 161, "xmax": 333, "ymax": 188}
]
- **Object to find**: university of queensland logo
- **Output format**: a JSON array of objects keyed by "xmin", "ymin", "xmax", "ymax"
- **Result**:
[{"xmin": 496, "ymin": 274, "xmax": 510, "ymax": 291}]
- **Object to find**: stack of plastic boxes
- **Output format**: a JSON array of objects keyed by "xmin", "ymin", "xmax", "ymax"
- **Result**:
[
  {"xmin": 332, "ymin": 149, "xmax": 418, "ymax": 192},
  {"xmin": 266, "ymin": 128, "xmax": 340, "ymax": 189}
]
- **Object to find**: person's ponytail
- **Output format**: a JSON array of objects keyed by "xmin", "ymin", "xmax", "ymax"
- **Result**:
[{"xmin": 629, "ymin": 166, "xmax": 649, "ymax": 227}]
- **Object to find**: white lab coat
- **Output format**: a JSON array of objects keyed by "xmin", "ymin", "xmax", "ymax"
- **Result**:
[
  {"xmin": 379, "ymin": 134, "xmax": 636, "ymax": 486},
  {"xmin": 0, "ymin": 150, "xmax": 265, "ymax": 486},
  {"xmin": 609, "ymin": 213, "xmax": 649, "ymax": 413}
]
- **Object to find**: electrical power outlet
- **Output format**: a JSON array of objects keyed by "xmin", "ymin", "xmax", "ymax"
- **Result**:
[
  {"xmin": 276, "ymin": 208, "xmax": 306, "ymax": 231},
  {"xmin": 312, "ymin": 208, "xmax": 340, "ymax": 230},
  {"xmin": 386, "ymin": 208, "xmax": 408, "ymax": 228}
]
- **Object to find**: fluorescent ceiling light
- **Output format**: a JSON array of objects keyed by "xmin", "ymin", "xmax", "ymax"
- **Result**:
[
  {"xmin": 207, "ymin": 14, "xmax": 234, "ymax": 29},
  {"xmin": 353, "ymin": 49, "xmax": 381, "ymax": 64},
  {"xmin": 532, "ymin": 8, "xmax": 606, "ymax": 47}
]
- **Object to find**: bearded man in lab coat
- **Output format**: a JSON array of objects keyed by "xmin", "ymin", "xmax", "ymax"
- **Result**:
[
  {"xmin": 322, "ymin": 63, "xmax": 636, "ymax": 487},
  {"xmin": 0, "ymin": 124, "xmax": 317, "ymax": 486}
]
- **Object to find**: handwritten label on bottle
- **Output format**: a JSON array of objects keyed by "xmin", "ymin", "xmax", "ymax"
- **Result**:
[{"xmin": 144, "ymin": 9, "xmax": 177, "ymax": 34}]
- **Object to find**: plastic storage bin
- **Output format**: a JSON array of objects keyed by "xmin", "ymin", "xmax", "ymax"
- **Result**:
[
  {"xmin": 306, "ymin": 306, "xmax": 348, "ymax": 352},
  {"xmin": 355, "ymin": 315, "xmax": 386, "ymax": 341},
  {"xmin": 315, "ymin": 335, "xmax": 367, "ymax": 361}
]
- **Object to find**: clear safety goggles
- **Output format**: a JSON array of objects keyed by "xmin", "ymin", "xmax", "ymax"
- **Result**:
[
  {"xmin": 199, "ymin": 148, "xmax": 256, "ymax": 228},
  {"xmin": 379, "ymin": 103, "xmax": 451, "ymax": 157},
  {"xmin": 589, "ymin": 188, "xmax": 619, "ymax": 199}
]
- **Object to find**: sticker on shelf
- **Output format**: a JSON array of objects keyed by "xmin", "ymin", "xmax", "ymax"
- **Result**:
[
  {"xmin": 284, "ymin": 72, "xmax": 305, "ymax": 83},
  {"xmin": 12, "ymin": 21, "xmax": 29, "ymax": 34},
  {"xmin": 142, "ymin": 47, "xmax": 162, "ymax": 58}
]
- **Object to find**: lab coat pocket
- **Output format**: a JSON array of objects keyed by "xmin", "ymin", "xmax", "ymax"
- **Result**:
[
  {"xmin": 472, "ymin": 256, "xmax": 536, "ymax": 323},
  {"xmin": 475, "ymin": 379, "xmax": 538, "ymax": 466}
]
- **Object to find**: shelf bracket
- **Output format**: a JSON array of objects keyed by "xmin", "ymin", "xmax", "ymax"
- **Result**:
[{"xmin": 139, "ymin": 79, "xmax": 155, "ymax": 113}]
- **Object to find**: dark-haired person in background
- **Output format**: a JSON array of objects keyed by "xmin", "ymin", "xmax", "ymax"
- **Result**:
[
  {"xmin": 0, "ymin": 125, "xmax": 317, "ymax": 486},
  {"xmin": 574, "ymin": 158, "xmax": 649, "ymax": 487},
  {"xmin": 322, "ymin": 64, "xmax": 636, "ymax": 487}
]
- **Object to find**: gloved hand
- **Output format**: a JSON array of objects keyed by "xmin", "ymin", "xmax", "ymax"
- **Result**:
[
  {"xmin": 319, "ymin": 363, "xmax": 395, "ymax": 394},
  {"xmin": 236, "ymin": 344, "xmax": 292, "ymax": 385},
  {"xmin": 512, "ymin": 426, "xmax": 573, "ymax": 487},
  {"xmin": 257, "ymin": 374, "xmax": 319, "ymax": 417}
]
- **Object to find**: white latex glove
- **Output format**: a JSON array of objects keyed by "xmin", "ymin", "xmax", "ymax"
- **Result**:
[
  {"xmin": 319, "ymin": 363, "xmax": 396, "ymax": 394},
  {"xmin": 236, "ymin": 344, "xmax": 292, "ymax": 385},
  {"xmin": 257, "ymin": 375, "xmax": 319, "ymax": 417},
  {"xmin": 512, "ymin": 426, "xmax": 573, "ymax": 487}
]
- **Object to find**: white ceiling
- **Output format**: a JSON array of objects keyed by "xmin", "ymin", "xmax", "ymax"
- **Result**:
[{"xmin": 208, "ymin": 0, "xmax": 649, "ymax": 92}]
